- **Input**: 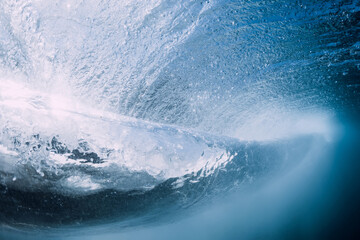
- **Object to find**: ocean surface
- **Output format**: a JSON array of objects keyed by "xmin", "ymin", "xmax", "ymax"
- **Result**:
[{"xmin": 0, "ymin": 0, "xmax": 359, "ymax": 239}]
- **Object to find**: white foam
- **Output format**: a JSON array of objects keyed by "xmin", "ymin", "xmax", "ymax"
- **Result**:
[{"xmin": 0, "ymin": 145, "xmax": 18, "ymax": 157}]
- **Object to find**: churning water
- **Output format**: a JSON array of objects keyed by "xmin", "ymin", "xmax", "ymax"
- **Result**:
[{"xmin": 0, "ymin": 0, "xmax": 359, "ymax": 239}]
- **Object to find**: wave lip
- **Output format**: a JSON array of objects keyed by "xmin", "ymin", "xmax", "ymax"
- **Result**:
[
  {"xmin": 0, "ymin": 81, "xmax": 332, "ymax": 226},
  {"xmin": 0, "ymin": 134, "xmax": 326, "ymax": 227},
  {"xmin": 0, "ymin": 80, "xmax": 231, "ymax": 194}
]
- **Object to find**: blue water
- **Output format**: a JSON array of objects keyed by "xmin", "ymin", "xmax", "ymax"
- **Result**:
[{"xmin": 0, "ymin": 0, "xmax": 359, "ymax": 239}]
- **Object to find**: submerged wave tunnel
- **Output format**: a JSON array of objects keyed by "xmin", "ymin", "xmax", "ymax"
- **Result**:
[
  {"xmin": 0, "ymin": 0, "xmax": 359, "ymax": 239},
  {"xmin": 0, "ymin": 80, "xmax": 330, "ymax": 226}
]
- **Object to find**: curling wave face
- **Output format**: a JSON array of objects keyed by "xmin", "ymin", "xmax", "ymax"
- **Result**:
[
  {"xmin": 0, "ymin": 0, "xmax": 357, "ymax": 231},
  {"xmin": 0, "ymin": 79, "xmax": 332, "ymax": 226}
]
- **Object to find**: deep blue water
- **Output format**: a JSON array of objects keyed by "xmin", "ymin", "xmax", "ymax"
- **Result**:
[{"xmin": 0, "ymin": 0, "xmax": 359, "ymax": 239}]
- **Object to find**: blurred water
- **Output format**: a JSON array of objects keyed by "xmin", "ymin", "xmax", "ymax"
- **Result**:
[{"xmin": 0, "ymin": 0, "xmax": 359, "ymax": 239}]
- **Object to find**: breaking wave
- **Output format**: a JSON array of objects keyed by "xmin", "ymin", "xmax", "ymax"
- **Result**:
[{"xmin": 0, "ymin": 0, "xmax": 358, "ymax": 237}]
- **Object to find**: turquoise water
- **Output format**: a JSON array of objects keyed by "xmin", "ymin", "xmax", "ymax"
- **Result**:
[{"xmin": 0, "ymin": 0, "xmax": 359, "ymax": 239}]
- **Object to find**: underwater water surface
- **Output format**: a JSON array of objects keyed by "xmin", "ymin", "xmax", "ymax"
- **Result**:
[{"xmin": 0, "ymin": 0, "xmax": 359, "ymax": 239}]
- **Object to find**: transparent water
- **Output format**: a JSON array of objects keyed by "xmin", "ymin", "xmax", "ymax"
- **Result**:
[{"xmin": 0, "ymin": 0, "xmax": 359, "ymax": 239}]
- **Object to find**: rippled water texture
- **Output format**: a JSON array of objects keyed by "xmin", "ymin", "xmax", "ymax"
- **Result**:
[{"xmin": 0, "ymin": 0, "xmax": 359, "ymax": 239}]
